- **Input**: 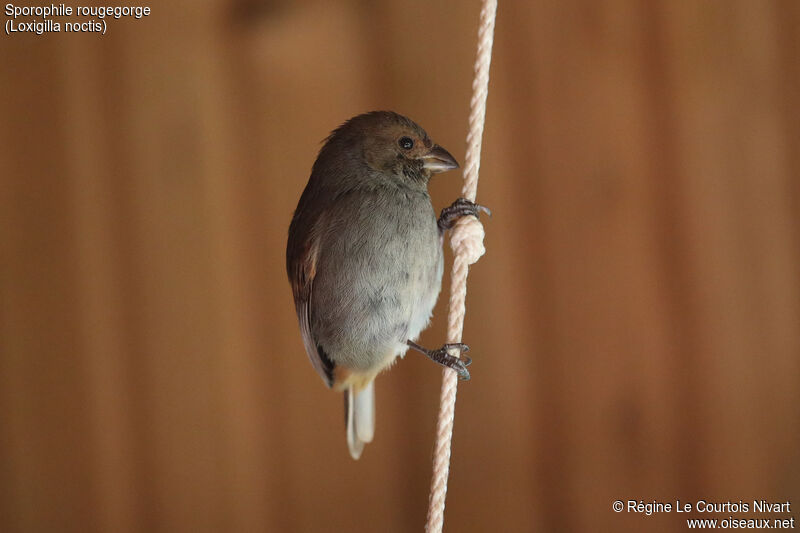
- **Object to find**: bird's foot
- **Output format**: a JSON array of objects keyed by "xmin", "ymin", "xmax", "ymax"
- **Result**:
[
  {"xmin": 438, "ymin": 198, "xmax": 492, "ymax": 233},
  {"xmin": 406, "ymin": 340, "xmax": 472, "ymax": 381}
]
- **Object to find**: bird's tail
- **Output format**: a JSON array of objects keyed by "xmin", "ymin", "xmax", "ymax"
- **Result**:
[{"xmin": 344, "ymin": 380, "xmax": 375, "ymax": 460}]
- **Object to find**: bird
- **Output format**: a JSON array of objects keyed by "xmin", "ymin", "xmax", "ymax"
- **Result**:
[{"xmin": 286, "ymin": 111, "xmax": 487, "ymax": 459}]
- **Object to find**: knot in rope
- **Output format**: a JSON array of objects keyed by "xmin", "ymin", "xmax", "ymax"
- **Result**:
[
  {"xmin": 426, "ymin": 0, "xmax": 496, "ymax": 531},
  {"xmin": 449, "ymin": 216, "xmax": 485, "ymax": 265}
]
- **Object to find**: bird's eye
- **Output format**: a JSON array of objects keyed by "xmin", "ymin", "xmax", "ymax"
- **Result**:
[{"xmin": 398, "ymin": 137, "xmax": 414, "ymax": 150}]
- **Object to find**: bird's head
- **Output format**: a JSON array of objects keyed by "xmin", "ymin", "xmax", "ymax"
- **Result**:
[{"xmin": 322, "ymin": 111, "xmax": 459, "ymax": 187}]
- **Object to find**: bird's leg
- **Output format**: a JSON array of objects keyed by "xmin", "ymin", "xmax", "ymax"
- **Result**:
[
  {"xmin": 406, "ymin": 340, "xmax": 472, "ymax": 381},
  {"xmin": 437, "ymin": 198, "xmax": 492, "ymax": 233}
]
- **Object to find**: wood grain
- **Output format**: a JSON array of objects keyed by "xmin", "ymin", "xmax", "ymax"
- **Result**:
[{"xmin": 1, "ymin": 1, "xmax": 798, "ymax": 531}]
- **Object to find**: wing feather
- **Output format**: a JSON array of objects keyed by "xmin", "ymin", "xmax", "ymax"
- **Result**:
[{"xmin": 288, "ymin": 213, "xmax": 335, "ymax": 387}]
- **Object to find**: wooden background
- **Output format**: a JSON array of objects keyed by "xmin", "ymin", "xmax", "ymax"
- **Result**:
[{"xmin": 1, "ymin": 1, "xmax": 798, "ymax": 532}]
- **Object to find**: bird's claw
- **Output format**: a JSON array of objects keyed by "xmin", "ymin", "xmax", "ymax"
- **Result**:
[
  {"xmin": 429, "ymin": 343, "xmax": 472, "ymax": 381},
  {"xmin": 438, "ymin": 198, "xmax": 492, "ymax": 233},
  {"xmin": 406, "ymin": 340, "xmax": 473, "ymax": 380}
]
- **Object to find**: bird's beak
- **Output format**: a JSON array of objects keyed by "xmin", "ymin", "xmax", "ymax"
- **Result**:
[{"xmin": 421, "ymin": 145, "xmax": 459, "ymax": 173}]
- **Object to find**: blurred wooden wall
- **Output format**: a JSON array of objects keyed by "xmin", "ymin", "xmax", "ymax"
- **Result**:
[{"xmin": 1, "ymin": 1, "xmax": 798, "ymax": 532}]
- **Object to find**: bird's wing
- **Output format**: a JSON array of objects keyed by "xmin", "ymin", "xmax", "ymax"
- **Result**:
[{"xmin": 287, "ymin": 215, "xmax": 335, "ymax": 388}]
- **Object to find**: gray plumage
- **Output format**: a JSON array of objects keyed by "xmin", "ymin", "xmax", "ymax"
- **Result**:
[{"xmin": 287, "ymin": 111, "xmax": 460, "ymax": 459}]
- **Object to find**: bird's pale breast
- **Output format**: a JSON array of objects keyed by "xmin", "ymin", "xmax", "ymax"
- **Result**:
[{"xmin": 310, "ymin": 186, "xmax": 443, "ymax": 374}]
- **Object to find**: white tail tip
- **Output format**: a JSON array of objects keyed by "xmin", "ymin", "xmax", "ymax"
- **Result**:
[{"xmin": 345, "ymin": 381, "xmax": 375, "ymax": 459}]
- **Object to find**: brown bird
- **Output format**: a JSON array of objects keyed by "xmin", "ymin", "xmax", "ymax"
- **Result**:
[{"xmin": 286, "ymin": 111, "xmax": 487, "ymax": 458}]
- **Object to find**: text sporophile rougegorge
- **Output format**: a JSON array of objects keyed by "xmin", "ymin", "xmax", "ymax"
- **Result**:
[{"xmin": 5, "ymin": 4, "xmax": 151, "ymax": 35}]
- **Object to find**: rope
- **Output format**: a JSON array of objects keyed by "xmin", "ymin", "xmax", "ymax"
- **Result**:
[{"xmin": 425, "ymin": 0, "xmax": 497, "ymax": 531}]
